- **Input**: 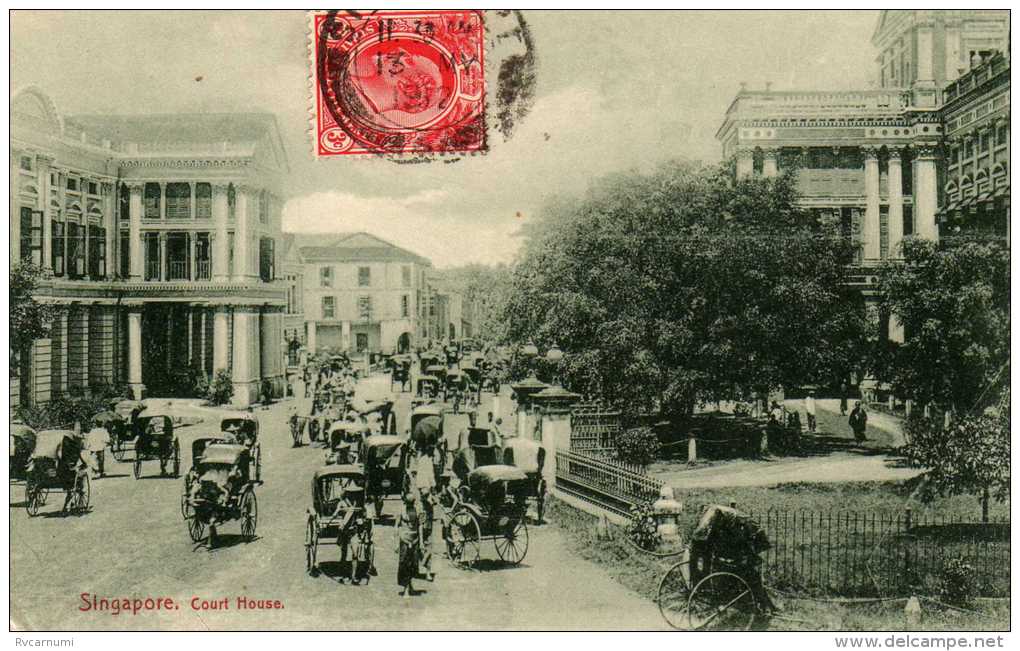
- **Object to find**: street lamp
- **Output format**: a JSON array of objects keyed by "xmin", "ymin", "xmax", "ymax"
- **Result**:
[
  {"xmin": 545, "ymin": 343, "xmax": 564, "ymax": 386},
  {"xmin": 521, "ymin": 340, "xmax": 539, "ymax": 379}
]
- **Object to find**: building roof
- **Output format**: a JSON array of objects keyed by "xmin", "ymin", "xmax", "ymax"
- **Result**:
[
  {"xmin": 294, "ymin": 231, "xmax": 431, "ymax": 267},
  {"xmin": 64, "ymin": 113, "xmax": 280, "ymax": 146}
]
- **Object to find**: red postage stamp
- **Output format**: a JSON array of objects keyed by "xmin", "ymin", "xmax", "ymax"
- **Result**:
[{"xmin": 312, "ymin": 10, "xmax": 486, "ymax": 157}]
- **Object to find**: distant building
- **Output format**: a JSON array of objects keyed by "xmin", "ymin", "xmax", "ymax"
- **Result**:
[
  {"xmin": 939, "ymin": 52, "xmax": 1010, "ymax": 238},
  {"xmin": 716, "ymin": 9, "xmax": 1009, "ymax": 344},
  {"xmin": 11, "ymin": 87, "xmax": 290, "ymax": 408},
  {"xmin": 294, "ymin": 232, "xmax": 432, "ymax": 355}
]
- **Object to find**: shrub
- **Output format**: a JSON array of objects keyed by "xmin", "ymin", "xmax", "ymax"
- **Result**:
[
  {"xmin": 934, "ymin": 557, "xmax": 978, "ymax": 607},
  {"xmin": 616, "ymin": 426, "xmax": 660, "ymax": 466},
  {"xmin": 207, "ymin": 369, "xmax": 234, "ymax": 406}
]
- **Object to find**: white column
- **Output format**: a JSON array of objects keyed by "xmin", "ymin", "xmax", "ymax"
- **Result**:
[
  {"xmin": 863, "ymin": 146, "xmax": 881, "ymax": 262},
  {"xmin": 887, "ymin": 147, "xmax": 904, "ymax": 258},
  {"xmin": 158, "ymin": 232, "xmax": 166, "ymax": 281},
  {"xmin": 736, "ymin": 148, "xmax": 753, "ymax": 179},
  {"xmin": 342, "ymin": 320, "xmax": 352, "ymax": 352},
  {"xmin": 188, "ymin": 232, "xmax": 197, "ymax": 281},
  {"xmin": 889, "ymin": 312, "xmax": 905, "ymax": 344},
  {"xmin": 232, "ymin": 307, "xmax": 253, "ymax": 406},
  {"xmin": 762, "ymin": 148, "xmax": 779, "ymax": 178},
  {"xmin": 103, "ymin": 182, "xmax": 115, "ymax": 278},
  {"xmin": 916, "ymin": 26, "xmax": 934, "ymax": 83},
  {"xmin": 913, "ymin": 145, "xmax": 939, "ymax": 241},
  {"xmin": 234, "ymin": 186, "xmax": 252, "ymax": 281},
  {"xmin": 213, "ymin": 306, "xmax": 230, "ymax": 373},
  {"xmin": 127, "ymin": 307, "xmax": 144, "ymax": 399},
  {"xmin": 40, "ymin": 161, "xmax": 54, "ymax": 272},
  {"xmin": 212, "ymin": 183, "xmax": 229, "ymax": 281},
  {"xmin": 187, "ymin": 308, "xmax": 194, "ymax": 365},
  {"xmin": 158, "ymin": 182, "xmax": 166, "ymax": 221},
  {"xmin": 307, "ymin": 320, "xmax": 317, "ymax": 354},
  {"xmin": 128, "ymin": 182, "xmax": 143, "ymax": 279},
  {"xmin": 200, "ymin": 309, "xmax": 208, "ymax": 372},
  {"xmin": 189, "ymin": 182, "xmax": 196, "ymax": 220}
]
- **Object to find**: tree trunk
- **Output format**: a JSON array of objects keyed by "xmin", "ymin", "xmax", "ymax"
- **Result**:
[{"xmin": 981, "ymin": 487, "xmax": 990, "ymax": 524}]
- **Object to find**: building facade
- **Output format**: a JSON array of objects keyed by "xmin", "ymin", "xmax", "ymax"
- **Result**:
[
  {"xmin": 11, "ymin": 87, "xmax": 290, "ymax": 408},
  {"xmin": 939, "ymin": 52, "xmax": 1010, "ymax": 238},
  {"xmin": 297, "ymin": 232, "xmax": 433, "ymax": 355},
  {"xmin": 716, "ymin": 10, "xmax": 1009, "ymax": 342}
]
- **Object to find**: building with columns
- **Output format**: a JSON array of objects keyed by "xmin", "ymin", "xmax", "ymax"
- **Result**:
[
  {"xmin": 717, "ymin": 10, "xmax": 1009, "ymax": 344},
  {"xmin": 939, "ymin": 52, "xmax": 1010, "ymax": 238},
  {"xmin": 11, "ymin": 87, "xmax": 290, "ymax": 408}
]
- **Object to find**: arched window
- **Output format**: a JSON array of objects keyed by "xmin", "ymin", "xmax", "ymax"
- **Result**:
[
  {"xmin": 165, "ymin": 182, "xmax": 191, "ymax": 219},
  {"xmin": 195, "ymin": 183, "xmax": 212, "ymax": 219},
  {"xmin": 144, "ymin": 183, "xmax": 161, "ymax": 219}
]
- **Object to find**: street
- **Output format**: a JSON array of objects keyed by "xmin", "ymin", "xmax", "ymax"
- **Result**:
[{"xmin": 10, "ymin": 373, "xmax": 664, "ymax": 631}]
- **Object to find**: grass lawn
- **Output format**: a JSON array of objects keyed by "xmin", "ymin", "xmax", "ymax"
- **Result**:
[{"xmin": 547, "ymin": 480, "xmax": 1010, "ymax": 632}]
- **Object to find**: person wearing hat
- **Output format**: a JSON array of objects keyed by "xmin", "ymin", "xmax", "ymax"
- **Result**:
[{"xmin": 804, "ymin": 390, "xmax": 817, "ymax": 434}]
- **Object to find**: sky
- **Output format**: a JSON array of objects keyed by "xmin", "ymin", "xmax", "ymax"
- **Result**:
[{"xmin": 11, "ymin": 10, "xmax": 877, "ymax": 267}]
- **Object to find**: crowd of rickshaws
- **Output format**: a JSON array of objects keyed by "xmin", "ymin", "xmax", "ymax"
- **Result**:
[
  {"xmin": 11, "ymin": 395, "xmax": 264, "ymax": 548},
  {"xmin": 299, "ymin": 344, "xmax": 540, "ymax": 583}
]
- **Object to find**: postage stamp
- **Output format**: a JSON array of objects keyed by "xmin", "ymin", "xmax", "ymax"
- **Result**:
[{"xmin": 311, "ymin": 10, "xmax": 486, "ymax": 157}]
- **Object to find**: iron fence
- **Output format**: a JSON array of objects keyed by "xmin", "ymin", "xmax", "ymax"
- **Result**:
[
  {"xmin": 555, "ymin": 448, "xmax": 663, "ymax": 518},
  {"xmin": 570, "ymin": 403, "xmax": 622, "ymax": 451},
  {"xmin": 679, "ymin": 505, "xmax": 1010, "ymax": 598}
]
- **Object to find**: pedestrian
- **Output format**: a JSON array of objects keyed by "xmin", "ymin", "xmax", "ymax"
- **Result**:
[
  {"xmin": 805, "ymin": 390, "xmax": 817, "ymax": 434},
  {"xmin": 839, "ymin": 381, "xmax": 849, "ymax": 416},
  {"xmin": 412, "ymin": 444, "xmax": 437, "ymax": 582},
  {"xmin": 848, "ymin": 401, "xmax": 868, "ymax": 443},
  {"xmin": 84, "ymin": 419, "xmax": 110, "ymax": 479},
  {"xmin": 396, "ymin": 492, "xmax": 420, "ymax": 597}
]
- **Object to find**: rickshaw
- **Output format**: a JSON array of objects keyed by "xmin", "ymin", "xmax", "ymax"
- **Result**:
[
  {"xmin": 220, "ymin": 413, "xmax": 262, "ymax": 482},
  {"xmin": 289, "ymin": 406, "xmax": 313, "ymax": 447},
  {"xmin": 425, "ymin": 364, "xmax": 447, "ymax": 387},
  {"xmin": 502, "ymin": 437, "xmax": 548, "ymax": 523},
  {"xmin": 181, "ymin": 443, "xmax": 258, "ymax": 547},
  {"xmin": 416, "ymin": 375, "xmax": 441, "ymax": 399},
  {"xmin": 305, "ymin": 464, "xmax": 375, "ymax": 582},
  {"xmin": 351, "ymin": 398, "xmax": 396, "ymax": 436},
  {"xmin": 390, "ymin": 356, "xmax": 412, "ymax": 393},
  {"xmin": 326, "ymin": 420, "xmax": 363, "ymax": 465},
  {"xmin": 10, "ymin": 423, "xmax": 37, "ymax": 481},
  {"xmin": 182, "ymin": 437, "xmax": 230, "ymax": 514},
  {"xmin": 109, "ymin": 399, "xmax": 146, "ymax": 461},
  {"xmin": 361, "ymin": 435, "xmax": 409, "ymax": 518},
  {"xmin": 24, "ymin": 429, "xmax": 91, "ymax": 516},
  {"xmin": 444, "ymin": 369, "xmax": 467, "ymax": 410},
  {"xmin": 132, "ymin": 414, "xmax": 181, "ymax": 479},
  {"xmin": 656, "ymin": 504, "xmax": 775, "ymax": 631},
  {"xmin": 442, "ymin": 465, "xmax": 530, "ymax": 568}
]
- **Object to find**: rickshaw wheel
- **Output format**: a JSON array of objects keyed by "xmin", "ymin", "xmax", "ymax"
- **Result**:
[
  {"xmin": 445, "ymin": 510, "xmax": 480, "ymax": 568},
  {"xmin": 133, "ymin": 458, "xmax": 142, "ymax": 480},
  {"xmin": 25, "ymin": 480, "xmax": 43, "ymax": 517},
  {"xmin": 75, "ymin": 473, "xmax": 91, "ymax": 512},
  {"xmin": 188, "ymin": 514, "xmax": 206, "ymax": 543},
  {"xmin": 180, "ymin": 494, "xmax": 191, "ymax": 520},
  {"xmin": 657, "ymin": 559, "xmax": 693, "ymax": 630},
  {"xmin": 686, "ymin": 571, "xmax": 758, "ymax": 631},
  {"xmin": 494, "ymin": 517, "xmax": 528, "ymax": 565},
  {"xmin": 535, "ymin": 479, "xmax": 547, "ymax": 524},
  {"xmin": 172, "ymin": 441, "xmax": 181, "ymax": 478},
  {"xmin": 254, "ymin": 445, "xmax": 262, "ymax": 483},
  {"xmin": 305, "ymin": 518, "xmax": 319, "ymax": 574},
  {"xmin": 240, "ymin": 490, "xmax": 258, "ymax": 540}
]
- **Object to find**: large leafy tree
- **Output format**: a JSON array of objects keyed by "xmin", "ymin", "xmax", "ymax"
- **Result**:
[
  {"xmin": 10, "ymin": 263, "xmax": 55, "ymax": 378},
  {"xmin": 434, "ymin": 264, "xmax": 514, "ymax": 345},
  {"xmin": 503, "ymin": 161, "xmax": 870, "ymax": 423},
  {"xmin": 876, "ymin": 238, "xmax": 1010, "ymax": 520}
]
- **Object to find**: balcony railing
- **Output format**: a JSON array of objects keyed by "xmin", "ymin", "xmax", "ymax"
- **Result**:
[
  {"xmin": 196, "ymin": 259, "xmax": 211, "ymax": 280},
  {"xmin": 167, "ymin": 260, "xmax": 190, "ymax": 281}
]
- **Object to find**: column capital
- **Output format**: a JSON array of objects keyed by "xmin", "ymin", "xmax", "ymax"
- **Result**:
[
  {"xmin": 235, "ymin": 183, "xmax": 258, "ymax": 195},
  {"xmin": 886, "ymin": 145, "xmax": 905, "ymax": 159},
  {"xmin": 761, "ymin": 148, "xmax": 779, "ymax": 161},
  {"xmin": 861, "ymin": 145, "xmax": 880, "ymax": 161},
  {"xmin": 100, "ymin": 181, "xmax": 115, "ymax": 194},
  {"xmin": 913, "ymin": 144, "xmax": 939, "ymax": 159},
  {"xmin": 123, "ymin": 180, "xmax": 145, "ymax": 193},
  {"xmin": 211, "ymin": 182, "xmax": 231, "ymax": 195},
  {"xmin": 735, "ymin": 146, "xmax": 754, "ymax": 158}
]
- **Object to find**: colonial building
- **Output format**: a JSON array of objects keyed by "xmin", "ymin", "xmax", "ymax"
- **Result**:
[
  {"xmin": 11, "ymin": 87, "xmax": 290, "ymax": 408},
  {"xmin": 296, "ymin": 232, "xmax": 433, "ymax": 355},
  {"xmin": 939, "ymin": 52, "xmax": 1010, "ymax": 238},
  {"xmin": 716, "ymin": 9, "xmax": 1009, "ymax": 342}
]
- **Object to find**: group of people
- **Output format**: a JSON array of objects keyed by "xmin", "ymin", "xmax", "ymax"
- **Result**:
[{"xmin": 757, "ymin": 388, "xmax": 871, "ymax": 447}]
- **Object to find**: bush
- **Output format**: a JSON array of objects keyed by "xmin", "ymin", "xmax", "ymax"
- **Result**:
[
  {"xmin": 17, "ymin": 384, "xmax": 121, "ymax": 431},
  {"xmin": 616, "ymin": 426, "xmax": 660, "ymax": 466},
  {"xmin": 934, "ymin": 557, "xmax": 978, "ymax": 607},
  {"xmin": 207, "ymin": 369, "xmax": 234, "ymax": 406}
]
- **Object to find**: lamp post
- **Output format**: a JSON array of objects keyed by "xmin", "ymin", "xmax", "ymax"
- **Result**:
[
  {"xmin": 521, "ymin": 339, "xmax": 539, "ymax": 379},
  {"xmin": 545, "ymin": 343, "xmax": 564, "ymax": 386}
]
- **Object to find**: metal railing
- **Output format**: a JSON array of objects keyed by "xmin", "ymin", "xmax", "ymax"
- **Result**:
[
  {"xmin": 195, "ymin": 259, "xmax": 211, "ymax": 280},
  {"xmin": 571, "ymin": 403, "xmax": 622, "ymax": 451},
  {"xmin": 167, "ymin": 260, "xmax": 189, "ymax": 280},
  {"xmin": 555, "ymin": 449, "xmax": 663, "ymax": 518}
]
